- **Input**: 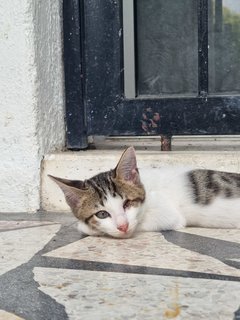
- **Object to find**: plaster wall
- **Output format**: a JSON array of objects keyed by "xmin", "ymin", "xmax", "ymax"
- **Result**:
[{"xmin": 0, "ymin": 0, "xmax": 65, "ymax": 212}]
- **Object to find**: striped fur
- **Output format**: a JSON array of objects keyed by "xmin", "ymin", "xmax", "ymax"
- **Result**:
[
  {"xmin": 80, "ymin": 170, "xmax": 145, "ymax": 228},
  {"xmin": 188, "ymin": 170, "xmax": 240, "ymax": 205}
]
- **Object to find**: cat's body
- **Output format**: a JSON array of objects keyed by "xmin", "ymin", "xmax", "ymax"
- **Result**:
[
  {"xmin": 49, "ymin": 147, "xmax": 240, "ymax": 238},
  {"xmin": 137, "ymin": 167, "xmax": 240, "ymax": 231}
]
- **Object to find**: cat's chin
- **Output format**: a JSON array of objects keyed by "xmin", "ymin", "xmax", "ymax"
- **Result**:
[
  {"xmin": 104, "ymin": 229, "xmax": 136, "ymax": 239},
  {"xmin": 103, "ymin": 222, "xmax": 139, "ymax": 238},
  {"xmin": 77, "ymin": 220, "xmax": 138, "ymax": 238}
]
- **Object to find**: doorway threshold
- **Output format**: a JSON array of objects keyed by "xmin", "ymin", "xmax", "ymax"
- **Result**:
[
  {"xmin": 89, "ymin": 135, "xmax": 240, "ymax": 152},
  {"xmin": 42, "ymin": 140, "xmax": 240, "ymax": 212}
]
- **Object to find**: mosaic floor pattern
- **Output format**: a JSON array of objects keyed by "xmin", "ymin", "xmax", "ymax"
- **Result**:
[{"xmin": 0, "ymin": 212, "xmax": 239, "ymax": 320}]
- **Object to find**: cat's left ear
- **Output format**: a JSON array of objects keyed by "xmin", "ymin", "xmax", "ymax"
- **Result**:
[
  {"xmin": 48, "ymin": 175, "xmax": 87, "ymax": 208},
  {"xmin": 115, "ymin": 146, "xmax": 141, "ymax": 185}
]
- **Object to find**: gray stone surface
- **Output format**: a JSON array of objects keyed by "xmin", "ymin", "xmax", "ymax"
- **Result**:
[{"xmin": 0, "ymin": 212, "xmax": 239, "ymax": 319}]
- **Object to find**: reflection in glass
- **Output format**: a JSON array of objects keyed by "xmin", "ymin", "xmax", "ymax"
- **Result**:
[
  {"xmin": 209, "ymin": 0, "xmax": 240, "ymax": 94},
  {"xmin": 136, "ymin": 0, "xmax": 198, "ymax": 96}
]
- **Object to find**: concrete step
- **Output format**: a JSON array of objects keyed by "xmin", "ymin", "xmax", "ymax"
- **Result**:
[{"xmin": 42, "ymin": 140, "xmax": 240, "ymax": 212}]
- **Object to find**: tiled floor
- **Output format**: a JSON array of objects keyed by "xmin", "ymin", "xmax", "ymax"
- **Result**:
[{"xmin": 0, "ymin": 212, "xmax": 239, "ymax": 320}]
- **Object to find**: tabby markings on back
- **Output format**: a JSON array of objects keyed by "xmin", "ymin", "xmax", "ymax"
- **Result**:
[{"xmin": 189, "ymin": 170, "xmax": 240, "ymax": 205}]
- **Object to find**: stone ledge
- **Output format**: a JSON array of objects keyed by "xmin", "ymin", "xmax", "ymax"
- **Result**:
[{"xmin": 42, "ymin": 149, "xmax": 240, "ymax": 212}]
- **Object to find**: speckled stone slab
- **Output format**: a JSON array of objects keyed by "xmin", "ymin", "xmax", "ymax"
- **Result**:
[
  {"xmin": 0, "ymin": 213, "xmax": 239, "ymax": 320},
  {"xmin": 0, "ymin": 224, "xmax": 60, "ymax": 276},
  {"xmin": 181, "ymin": 228, "xmax": 240, "ymax": 243},
  {"xmin": 44, "ymin": 232, "xmax": 240, "ymax": 277},
  {"xmin": 0, "ymin": 310, "xmax": 25, "ymax": 319},
  {"xmin": 0, "ymin": 221, "xmax": 56, "ymax": 231},
  {"xmin": 34, "ymin": 267, "xmax": 240, "ymax": 320}
]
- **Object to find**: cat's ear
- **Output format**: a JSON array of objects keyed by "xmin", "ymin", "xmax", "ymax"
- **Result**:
[
  {"xmin": 48, "ymin": 175, "xmax": 87, "ymax": 208},
  {"xmin": 115, "ymin": 147, "xmax": 140, "ymax": 185}
]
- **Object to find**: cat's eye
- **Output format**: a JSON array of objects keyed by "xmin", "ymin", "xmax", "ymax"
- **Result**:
[
  {"xmin": 123, "ymin": 199, "xmax": 131, "ymax": 210},
  {"xmin": 95, "ymin": 211, "xmax": 110, "ymax": 219}
]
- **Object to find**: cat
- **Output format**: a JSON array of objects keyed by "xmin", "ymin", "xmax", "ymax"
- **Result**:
[{"xmin": 49, "ymin": 146, "xmax": 240, "ymax": 238}]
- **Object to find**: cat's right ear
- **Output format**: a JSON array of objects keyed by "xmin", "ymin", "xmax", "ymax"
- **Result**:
[
  {"xmin": 115, "ymin": 146, "xmax": 141, "ymax": 185},
  {"xmin": 48, "ymin": 175, "xmax": 87, "ymax": 208}
]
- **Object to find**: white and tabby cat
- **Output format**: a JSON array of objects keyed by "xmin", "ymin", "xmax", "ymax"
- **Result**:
[{"xmin": 49, "ymin": 147, "xmax": 240, "ymax": 238}]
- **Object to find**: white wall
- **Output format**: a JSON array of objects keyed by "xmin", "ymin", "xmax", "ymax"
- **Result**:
[{"xmin": 0, "ymin": 0, "xmax": 65, "ymax": 212}]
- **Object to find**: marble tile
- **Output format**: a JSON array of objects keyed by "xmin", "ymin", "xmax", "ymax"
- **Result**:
[
  {"xmin": 0, "ymin": 220, "xmax": 55, "ymax": 231},
  {"xmin": 44, "ymin": 232, "xmax": 240, "ymax": 277},
  {"xmin": 229, "ymin": 259, "xmax": 240, "ymax": 262},
  {"xmin": 0, "ymin": 310, "xmax": 25, "ymax": 319},
  {"xmin": 0, "ymin": 225, "xmax": 60, "ymax": 276},
  {"xmin": 34, "ymin": 267, "xmax": 240, "ymax": 320},
  {"xmin": 181, "ymin": 228, "xmax": 240, "ymax": 244}
]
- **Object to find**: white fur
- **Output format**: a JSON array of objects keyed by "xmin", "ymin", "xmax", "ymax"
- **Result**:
[
  {"xmin": 78, "ymin": 166, "xmax": 240, "ymax": 238},
  {"xmin": 77, "ymin": 220, "xmax": 101, "ymax": 236},
  {"xmin": 94, "ymin": 193, "xmax": 140, "ymax": 238},
  {"xmin": 137, "ymin": 167, "xmax": 240, "ymax": 231}
]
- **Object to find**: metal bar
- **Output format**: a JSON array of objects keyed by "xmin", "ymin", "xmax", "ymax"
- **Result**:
[
  {"xmin": 63, "ymin": 0, "xmax": 88, "ymax": 149},
  {"xmin": 198, "ymin": 0, "xmax": 208, "ymax": 97},
  {"xmin": 214, "ymin": 0, "xmax": 223, "ymax": 92},
  {"xmin": 122, "ymin": 0, "xmax": 136, "ymax": 99},
  {"xmin": 215, "ymin": 0, "xmax": 223, "ymax": 33}
]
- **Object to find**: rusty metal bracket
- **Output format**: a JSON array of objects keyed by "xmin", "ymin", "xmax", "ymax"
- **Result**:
[{"xmin": 161, "ymin": 135, "xmax": 172, "ymax": 151}]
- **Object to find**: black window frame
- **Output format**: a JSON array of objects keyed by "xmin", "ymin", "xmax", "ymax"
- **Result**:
[{"xmin": 63, "ymin": 0, "xmax": 240, "ymax": 149}]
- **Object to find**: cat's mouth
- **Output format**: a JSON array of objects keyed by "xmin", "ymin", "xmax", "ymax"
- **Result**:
[
  {"xmin": 106, "ymin": 228, "xmax": 136, "ymax": 239},
  {"xmin": 102, "ymin": 233, "xmax": 134, "ymax": 239}
]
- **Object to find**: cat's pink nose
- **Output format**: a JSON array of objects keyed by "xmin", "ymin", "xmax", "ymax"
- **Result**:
[{"xmin": 117, "ymin": 223, "xmax": 129, "ymax": 233}]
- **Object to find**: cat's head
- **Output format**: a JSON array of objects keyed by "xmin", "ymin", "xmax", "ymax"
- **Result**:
[{"xmin": 49, "ymin": 147, "xmax": 145, "ymax": 238}]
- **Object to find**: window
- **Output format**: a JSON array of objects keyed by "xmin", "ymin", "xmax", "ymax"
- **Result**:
[{"xmin": 64, "ymin": 0, "xmax": 240, "ymax": 149}]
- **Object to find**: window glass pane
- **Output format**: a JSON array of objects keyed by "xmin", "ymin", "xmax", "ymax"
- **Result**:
[
  {"xmin": 209, "ymin": 0, "xmax": 240, "ymax": 94},
  {"xmin": 136, "ymin": 0, "xmax": 198, "ymax": 96}
]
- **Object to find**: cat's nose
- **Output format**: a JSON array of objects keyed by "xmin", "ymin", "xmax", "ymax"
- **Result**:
[{"xmin": 117, "ymin": 223, "xmax": 129, "ymax": 233}]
